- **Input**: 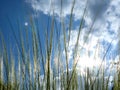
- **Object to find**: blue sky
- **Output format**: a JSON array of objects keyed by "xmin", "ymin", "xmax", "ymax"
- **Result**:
[
  {"xmin": 0, "ymin": 0, "xmax": 28, "ymax": 46},
  {"xmin": 0, "ymin": 0, "xmax": 120, "ymax": 74}
]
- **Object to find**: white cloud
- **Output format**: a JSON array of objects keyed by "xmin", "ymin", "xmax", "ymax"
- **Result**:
[
  {"xmin": 26, "ymin": 0, "xmax": 120, "ymax": 42},
  {"xmin": 26, "ymin": 0, "xmax": 87, "ymax": 18}
]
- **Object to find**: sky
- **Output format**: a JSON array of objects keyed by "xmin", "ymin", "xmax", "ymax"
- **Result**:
[
  {"xmin": 26, "ymin": 0, "xmax": 120, "ymax": 68},
  {"xmin": 0, "ymin": 0, "xmax": 28, "ymax": 48},
  {"xmin": 0, "ymin": 0, "xmax": 120, "ymax": 77}
]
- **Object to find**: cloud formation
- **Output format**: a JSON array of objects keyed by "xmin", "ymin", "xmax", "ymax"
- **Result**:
[
  {"xmin": 26, "ymin": 0, "xmax": 120, "ymax": 65},
  {"xmin": 88, "ymin": 0, "xmax": 111, "ymax": 18},
  {"xmin": 26, "ymin": 0, "xmax": 120, "ymax": 34},
  {"xmin": 26, "ymin": 0, "xmax": 86, "ymax": 18}
]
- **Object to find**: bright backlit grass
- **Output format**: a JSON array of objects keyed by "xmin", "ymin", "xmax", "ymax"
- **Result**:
[{"xmin": 0, "ymin": 0, "xmax": 120, "ymax": 90}]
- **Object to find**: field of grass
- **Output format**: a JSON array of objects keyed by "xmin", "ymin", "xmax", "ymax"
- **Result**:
[{"xmin": 0, "ymin": 0, "xmax": 120, "ymax": 90}]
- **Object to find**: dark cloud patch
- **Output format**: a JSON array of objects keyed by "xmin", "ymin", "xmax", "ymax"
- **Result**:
[
  {"xmin": 88, "ymin": 0, "xmax": 111, "ymax": 19},
  {"xmin": 53, "ymin": 0, "xmax": 71, "ymax": 8}
]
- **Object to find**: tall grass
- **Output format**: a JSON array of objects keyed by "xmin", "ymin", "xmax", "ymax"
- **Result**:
[{"xmin": 0, "ymin": 0, "xmax": 120, "ymax": 90}]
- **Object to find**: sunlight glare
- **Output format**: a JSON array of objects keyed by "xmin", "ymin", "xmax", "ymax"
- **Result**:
[
  {"xmin": 77, "ymin": 55, "xmax": 102, "ymax": 69},
  {"xmin": 24, "ymin": 22, "xmax": 28, "ymax": 26}
]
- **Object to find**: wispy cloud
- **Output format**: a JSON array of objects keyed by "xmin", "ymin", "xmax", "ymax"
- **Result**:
[
  {"xmin": 26, "ymin": 0, "xmax": 120, "ymax": 35},
  {"xmin": 26, "ymin": 0, "xmax": 86, "ymax": 18}
]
